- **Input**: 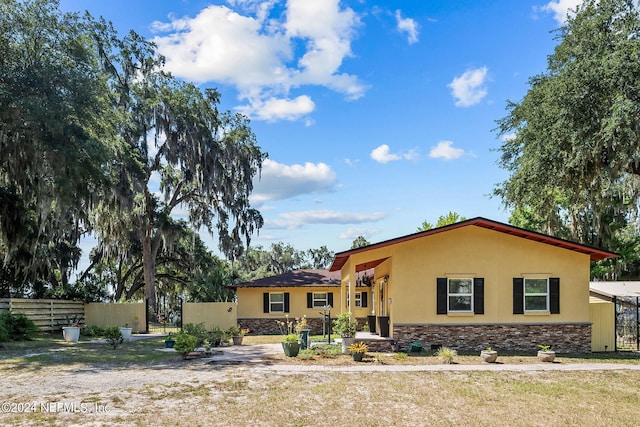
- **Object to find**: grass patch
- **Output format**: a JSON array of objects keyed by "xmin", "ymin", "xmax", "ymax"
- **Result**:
[{"xmin": 0, "ymin": 333, "xmax": 177, "ymax": 371}]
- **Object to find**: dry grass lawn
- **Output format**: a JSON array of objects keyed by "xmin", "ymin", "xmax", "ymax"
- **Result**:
[{"xmin": 1, "ymin": 335, "xmax": 640, "ymax": 426}]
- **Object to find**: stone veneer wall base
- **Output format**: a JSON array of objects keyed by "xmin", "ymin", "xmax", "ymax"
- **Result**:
[{"xmin": 393, "ymin": 323, "xmax": 591, "ymax": 353}]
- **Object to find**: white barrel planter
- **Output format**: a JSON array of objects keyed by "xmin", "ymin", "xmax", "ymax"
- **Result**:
[
  {"xmin": 119, "ymin": 327, "xmax": 133, "ymax": 341},
  {"xmin": 62, "ymin": 326, "xmax": 80, "ymax": 342}
]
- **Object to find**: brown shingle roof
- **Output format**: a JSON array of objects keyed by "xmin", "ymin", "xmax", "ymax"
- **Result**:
[{"xmin": 230, "ymin": 269, "xmax": 341, "ymax": 288}]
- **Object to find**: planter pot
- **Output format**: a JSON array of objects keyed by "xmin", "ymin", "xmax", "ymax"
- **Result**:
[
  {"xmin": 232, "ymin": 336, "xmax": 243, "ymax": 346},
  {"xmin": 164, "ymin": 340, "xmax": 175, "ymax": 348},
  {"xmin": 281, "ymin": 341, "xmax": 300, "ymax": 357},
  {"xmin": 352, "ymin": 351, "xmax": 365, "ymax": 362},
  {"xmin": 62, "ymin": 326, "xmax": 80, "ymax": 342},
  {"xmin": 341, "ymin": 337, "xmax": 355, "ymax": 354},
  {"xmin": 537, "ymin": 350, "xmax": 556, "ymax": 362},
  {"xmin": 366, "ymin": 315, "xmax": 377, "ymax": 334},
  {"xmin": 481, "ymin": 350, "xmax": 498, "ymax": 363},
  {"xmin": 119, "ymin": 327, "xmax": 133, "ymax": 342},
  {"xmin": 299, "ymin": 328, "xmax": 311, "ymax": 349},
  {"xmin": 377, "ymin": 316, "xmax": 390, "ymax": 337}
]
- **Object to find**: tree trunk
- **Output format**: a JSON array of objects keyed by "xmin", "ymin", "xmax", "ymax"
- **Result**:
[{"xmin": 142, "ymin": 234, "xmax": 156, "ymax": 313}]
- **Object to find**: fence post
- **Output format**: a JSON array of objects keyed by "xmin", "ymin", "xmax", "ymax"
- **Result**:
[{"xmin": 145, "ymin": 298, "xmax": 150, "ymax": 333}]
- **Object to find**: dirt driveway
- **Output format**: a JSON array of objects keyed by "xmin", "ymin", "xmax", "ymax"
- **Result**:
[{"xmin": 3, "ymin": 344, "xmax": 640, "ymax": 426}]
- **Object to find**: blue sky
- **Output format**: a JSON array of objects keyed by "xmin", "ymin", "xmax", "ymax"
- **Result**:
[{"xmin": 60, "ymin": 0, "xmax": 581, "ymax": 257}]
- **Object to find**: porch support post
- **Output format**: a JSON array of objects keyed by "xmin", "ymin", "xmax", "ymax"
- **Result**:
[{"xmin": 348, "ymin": 263, "xmax": 356, "ymax": 314}]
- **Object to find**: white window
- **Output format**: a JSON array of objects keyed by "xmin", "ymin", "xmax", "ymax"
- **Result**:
[
  {"xmin": 269, "ymin": 293, "xmax": 284, "ymax": 313},
  {"xmin": 448, "ymin": 278, "xmax": 473, "ymax": 312},
  {"xmin": 347, "ymin": 292, "xmax": 364, "ymax": 308},
  {"xmin": 524, "ymin": 278, "xmax": 549, "ymax": 312},
  {"xmin": 312, "ymin": 292, "xmax": 328, "ymax": 308}
]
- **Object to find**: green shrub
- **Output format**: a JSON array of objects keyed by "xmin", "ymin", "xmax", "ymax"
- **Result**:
[
  {"xmin": 82, "ymin": 325, "xmax": 106, "ymax": 337},
  {"xmin": 297, "ymin": 349, "xmax": 315, "ymax": 360},
  {"xmin": 174, "ymin": 332, "xmax": 198, "ymax": 358},
  {"xmin": 183, "ymin": 323, "xmax": 208, "ymax": 346},
  {"xmin": 435, "ymin": 346, "xmax": 457, "ymax": 364},
  {"xmin": 332, "ymin": 312, "xmax": 357, "ymax": 338},
  {"xmin": 310, "ymin": 344, "xmax": 342, "ymax": 356},
  {"xmin": 0, "ymin": 313, "xmax": 38, "ymax": 341},
  {"xmin": 104, "ymin": 326, "xmax": 124, "ymax": 349},
  {"xmin": 0, "ymin": 317, "xmax": 9, "ymax": 342}
]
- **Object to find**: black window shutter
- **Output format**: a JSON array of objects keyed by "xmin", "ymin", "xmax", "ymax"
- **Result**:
[
  {"xmin": 328, "ymin": 292, "xmax": 334, "ymax": 308},
  {"xmin": 284, "ymin": 293, "xmax": 290, "ymax": 313},
  {"xmin": 361, "ymin": 292, "xmax": 368, "ymax": 308},
  {"xmin": 513, "ymin": 278, "xmax": 524, "ymax": 314},
  {"xmin": 263, "ymin": 293, "xmax": 269, "ymax": 313},
  {"xmin": 437, "ymin": 278, "xmax": 447, "ymax": 314},
  {"xmin": 473, "ymin": 278, "xmax": 484, "ymax": 314},
  {"xmin": 549, "ymin": 278, "xmax": 560, "ymax": 314},
  {"xmin": 307, "ymin": 292, "xmax": 313, "ymax": 309}
]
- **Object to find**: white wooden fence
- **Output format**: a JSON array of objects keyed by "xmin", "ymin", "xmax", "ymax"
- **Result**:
[{"xmin": 0, "ymin": 298, "xmax": 84, "ymax": 331}]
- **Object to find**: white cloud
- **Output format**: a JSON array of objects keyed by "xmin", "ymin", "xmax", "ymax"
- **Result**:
[
  {"xmin": 448, "ymin": 67, "xmax": 489, "ymax": 107},
  {"xmin": 502, "ymin": 133, "xmax": 517, "ymax": 142},
  {"xmin": 371, "ymin": 144, "xmax": 400, "ymax": 163},
  {"xmin": 250, "ymin": 159, "xmax": 336, "ymax": 203},
  {"xmin": 395, "ymin": 10, "xmax": 419, "ymax": 44},
  {"xmin": 539, "ymin": 0, "xmax": 582, "ymax": 24},
  {"xmin": 429, "ymin": 141, "xmax": 465, "ymax": 160},
  {"xmin": 236, "ymin": 95, "xmax": 315, "ymax": 122},
  {"xmin": 151, "ymin": 1, "xmax": 366, "ymax": 121},
  {"xmin": 370, "ymin": 144, "xmax": 419, "ymax": 164},
  {"xmin": 266, "ymin": 210, "xmax": 387, "ymax": 229},
  {"xmin": 339, "ymin": 227, "xmax": 382, "ymax": 240}
]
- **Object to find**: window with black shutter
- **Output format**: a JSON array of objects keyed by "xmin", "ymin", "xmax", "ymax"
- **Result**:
[
  {"xmin": 514, "ymin": 277, "xmax": 560, "ymax": 314},
  {"xmin": 265, "ymin": 292, "xmax": 286, "ymax": 313},
  {"xmin": 473, "ymin": 278, "xmax": 484, "ymax": 314},
  {"xmin": 437, "ymin": 278, "xmax": 447, "ymax": 314},
  {"xmin": 513, "ymin": 278, "xmax": 524, "ymax": 314}
]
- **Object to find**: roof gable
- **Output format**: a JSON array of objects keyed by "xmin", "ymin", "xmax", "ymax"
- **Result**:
[
  {"xmin": 231, "ymin": 269, "xmax": 341, "ymax": 288},
  {"xmin": 329, "ymin": 217, "xmax": 618, "ymax": 272}
]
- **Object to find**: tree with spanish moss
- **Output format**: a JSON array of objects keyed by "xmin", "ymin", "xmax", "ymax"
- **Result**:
[
  {"xmin": 495, "ymin": 0, "xmax": 640, "ymax": 279},
  {"xmin": 90, "ymin": 24, "xmax": 266, "ymax": 311}
]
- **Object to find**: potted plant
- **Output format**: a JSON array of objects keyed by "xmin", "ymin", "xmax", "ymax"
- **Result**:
[
  {"xmin": 281, "ymin": 333, "xmax": 301, "ymax": 357},
  {"xmin": 537, "ymin": 344, "xmax": 556, "ymax": 362},
  {"xmin": 164, "ymin": 332, "xmax": 176, "ymax": 348},
  {"xmin": 480, "ymin": 346, "xmax": 498, "ymax": 363},
  {"xmin": 61, "ymin": 314, "xmax": 82, "ymax": 342},
  {"xmin": 333, "ymin": 312, "xmax": 357, "ymax": 354},
  {"xmin": 347, "ymin": 341, "xmax": 368, "ymax": 362},
  {"xmin": 276, "ymin": 316, "xmax": 301, "ymax": 357},
  {"xmin": 228, "ymin": 325, "xmax": 248, "ymax": 345},
  {"xmin": 119, "ymin": 324, "xmax": 133, "ymax": 341}
]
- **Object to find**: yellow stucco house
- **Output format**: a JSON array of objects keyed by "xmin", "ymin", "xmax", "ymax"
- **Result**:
[
  {"xmin": 233, "ymin": 269, "xmax": 344, "ymax": 334},
  {"xmin": 233, "ymin": 218, "xmax": 617, "ymax": 353},
  {"xmin": 328, "ymin": 217, "xmax": 617, "ymax": 353}
]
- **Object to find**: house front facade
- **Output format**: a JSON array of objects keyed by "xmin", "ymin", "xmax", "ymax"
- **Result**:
[
  {"xmin": 232, "ymin": 269, "xmax": 343, "ymax": 334},
  {"xmin": 329, "ymin": 217, "xmax": 618, "ymax": 353}
]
